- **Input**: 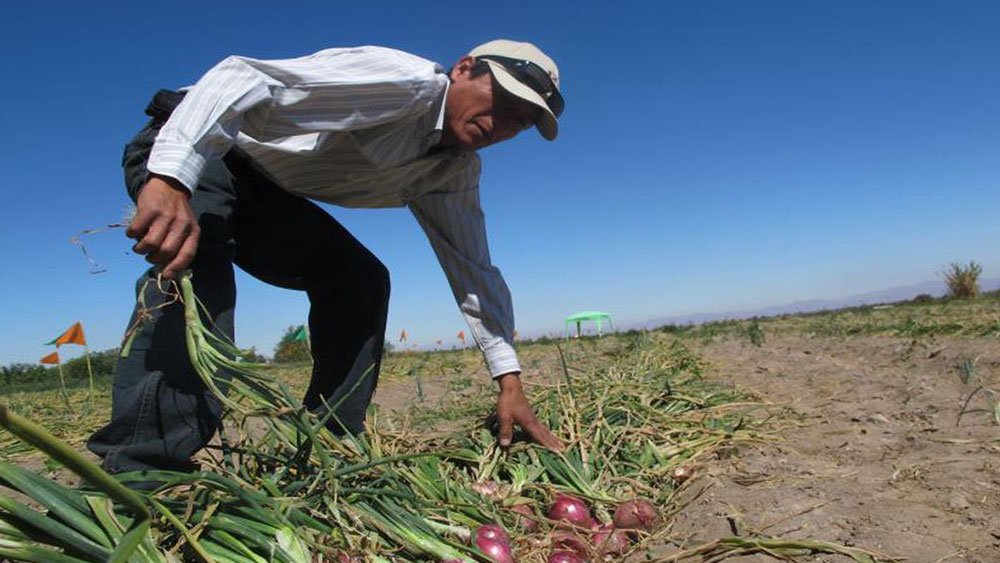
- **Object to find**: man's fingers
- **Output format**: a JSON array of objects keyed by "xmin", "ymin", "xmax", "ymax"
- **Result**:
[
  {"xmin": 147, "ymin": 221, "xmax": 193, "ymax": 264},
  {"xmin": 126, "ymin": 208, "xmax": 155, "ymax": 241},
  {"xmin": 132, "ymin": 220, "xmax": 168, "ymax": 256},
  {"xmin": 518, "ymin": 412, "xmax": 564, "ymax": 451},
  {"xmin": 498, "ymin": 413, "xmax": 514, "ymax": 447},
  {"xmin": 536, "ymin": 428, "xmax": 564, "ymax": 451},
  {"xmin": 161, "ymin": 228, "xmax": 200, "ymax": 279}
]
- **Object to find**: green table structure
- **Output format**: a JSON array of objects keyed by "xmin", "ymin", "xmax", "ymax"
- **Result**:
[{"xmin": 564, "ymin": 311, "xmax": 615, "ymax": 338}]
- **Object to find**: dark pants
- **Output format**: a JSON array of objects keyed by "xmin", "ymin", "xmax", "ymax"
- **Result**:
[{"xmin": 87, "ymin": 96, "xmax": 390, "ymax": 473}]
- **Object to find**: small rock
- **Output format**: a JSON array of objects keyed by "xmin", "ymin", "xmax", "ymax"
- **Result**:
[
  {"xmin": 948, "ymin": 494, "xmax": 971, "ymax": 511},
  {"xmin": 869, "ymin": 414, "xmax": 891, "ymax": 424}
]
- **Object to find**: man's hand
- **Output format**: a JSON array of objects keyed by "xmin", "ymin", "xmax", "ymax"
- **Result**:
[
  {"xmin": 128, "ymin": 174, "xmax": 199, "ymax": 279},
  {"xmin": 495, "ymin": 372, "xmax": 564, "ymax": 451}
]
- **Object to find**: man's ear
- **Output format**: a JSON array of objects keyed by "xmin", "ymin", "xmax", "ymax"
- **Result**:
[{"xmin": 449, "ymin": 55, "xmax": 477, "ymax": 81}]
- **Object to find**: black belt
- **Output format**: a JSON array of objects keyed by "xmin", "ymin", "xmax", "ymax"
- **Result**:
[{"xmin": 144, "ymin": 89, "xmax": 187, "ymax": 126}]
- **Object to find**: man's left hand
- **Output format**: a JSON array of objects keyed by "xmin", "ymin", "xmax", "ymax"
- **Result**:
[{"xmin": 495, "ymin": 372, "xmax": 564, "ymax": 451}]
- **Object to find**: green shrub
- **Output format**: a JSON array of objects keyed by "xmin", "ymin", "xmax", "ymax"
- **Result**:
[
  {"xmin": 1, "ymin": 363, "xmax": 48, "ymax": 386},
  {"xmin": 239, "ymin": 346, "xmax": 268, "ymax": 363},
  {"xmin": 64, "ymin": 349, "xmax": 117, "ymax": 381},
  {"xmin": 942, "ymin": 261, "xmax": 982, "ymax": 299},
  {"xmin": 1, "ymin": 349, "xmax": 118, "ymax": 393},
  {"xmin": 747, "ymin": 318, "xmax": 765, "ymax": 347},
  {"xmin": 273, "ymin": 325, "xmax": 312, "ymax": 363}
]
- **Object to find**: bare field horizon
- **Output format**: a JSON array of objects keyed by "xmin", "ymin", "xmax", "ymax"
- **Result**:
[{"xmin": 2, "ymin": 292, "xmax": 999, "ymax": 561}]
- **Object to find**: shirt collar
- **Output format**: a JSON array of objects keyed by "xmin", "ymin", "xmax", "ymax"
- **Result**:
[
  {"xmin": 425, "ymin": 77, "xmax": 449, "ymax": 148},
  {"xmin": 434, "ymin": 78, "xmax": 449, "ymax": 132}
]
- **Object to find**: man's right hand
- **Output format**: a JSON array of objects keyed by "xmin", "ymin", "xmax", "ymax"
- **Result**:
[{"xmin": 127, "ymin": 174, "xmax": 200, "ymax": 279}]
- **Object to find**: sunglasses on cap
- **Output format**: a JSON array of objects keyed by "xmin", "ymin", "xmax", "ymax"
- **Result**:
[{"xmin": 476, "ymin": 55, "xmax": 564, "ymax": 118}]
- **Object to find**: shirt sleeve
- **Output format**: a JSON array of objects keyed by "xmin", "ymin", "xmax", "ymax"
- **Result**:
[
  {"xmin": 148, "ymin": 46, "xmax": 443, "ymax": 191},
  {"xmin": 408, "ymin": 155, "xmax": 521, "ymax": 378}
]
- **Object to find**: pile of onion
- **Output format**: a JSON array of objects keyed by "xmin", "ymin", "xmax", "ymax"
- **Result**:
[
  {"xmin": 462, "ymin": 491, "xmax": 659, "ymax": 561},
  {"xmin": 542, "ymin": 495, "xmax": 662, "ymax": 561}
]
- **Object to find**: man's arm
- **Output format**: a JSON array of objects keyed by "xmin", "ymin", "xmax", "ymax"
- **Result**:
[
  {"xmin": 131, "ymin": 47, "xmax": 444, "ymax": 277},
  {"xmin": 409, "ymin": 159, "xmax": 562, "ymax": 450}
]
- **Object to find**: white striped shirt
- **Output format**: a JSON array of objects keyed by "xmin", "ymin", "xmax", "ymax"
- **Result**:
[{"xmin": 147, "ymin": 46, "xmax": 520, "ymax": 378}]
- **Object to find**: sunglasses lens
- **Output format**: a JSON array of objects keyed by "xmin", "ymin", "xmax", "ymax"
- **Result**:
[{"xmin": 480, "ymin": 55, "xmax": 563, "ymax": 117}]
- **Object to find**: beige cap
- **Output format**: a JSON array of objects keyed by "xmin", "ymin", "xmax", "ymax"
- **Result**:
[{"xmin": 469, "ymin": 39, "xmax": 563, "ymax": 140}]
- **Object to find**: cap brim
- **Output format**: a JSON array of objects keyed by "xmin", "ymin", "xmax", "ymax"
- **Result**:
[{"xmin": 482, "ymin": 60, "xmax": 559, "ymax": 141}]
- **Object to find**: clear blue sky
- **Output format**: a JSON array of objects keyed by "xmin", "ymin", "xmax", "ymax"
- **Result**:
[{"xmin": 1, "ymin": 1, "xmax": 998, "ymax": 365}]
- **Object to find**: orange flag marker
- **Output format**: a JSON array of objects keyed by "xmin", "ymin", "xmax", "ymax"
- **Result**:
[
  {"xmin": 40, "ymin": 351, "xmax": 61, "ymax": 364},
  {"xmin": 45, "ymin": 321, "xmax": 93, "ymax": 408},
  {"xmin": 40, "ymin": 350, "xmax": 71, "ymax": 409},
  {"xmin": 47, "ymin": 322, "xmax": 87, "ymax": 346}
]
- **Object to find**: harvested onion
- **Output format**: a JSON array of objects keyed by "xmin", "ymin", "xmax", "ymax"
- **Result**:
[
  {"xmin": 592, "ymin": 523, "xmax": 630, "ymax": 556},
  {"xmin": 548, "ymin": 494, "xmax": 595, "ymax": 528},
  {"xmin": 550, "ymin": 531, "xmax": 589, "ymax": 556},
  {"xmin": 612, "ymin": 499, "xmax": 660, "ymax": 531},
  {"xmin": 548, "ymin": 551, "xmax": 586, "ymax": 563},
  {"xmin": 510, "ymin": 503, "xmax": 539, "ymax": 532},
  {"xmin": 475, "ymin": 524, "xmax": 513, "ymax": 563}
]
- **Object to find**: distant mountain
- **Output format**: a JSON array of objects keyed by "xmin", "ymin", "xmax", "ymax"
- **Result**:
[{"xmin": 636, "ymin": 278, "xmax": 1000, "ymax": 329}]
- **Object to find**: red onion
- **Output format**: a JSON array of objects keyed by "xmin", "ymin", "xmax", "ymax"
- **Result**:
[
  {"xmin": 477, "ymin": 524, "xmax": 508, "ymax": 543},
  {"xmin": 550, "ymin": 531, "xmax": 589, "ymax": 556},
  {"xmin": 612, "ymin": 499, "xmax": 660, "ymax": 531},
  {"xmin": 510, "ymin": 503, "xmax": 539, "ymax": 532},
  {"xmin": 548, "ymin": 551, "xmax": 586, "ymax": 563},
  {"xmin": 547, "ymin": 494, "xmax": 595, "ymax": 528},
  {"xmin": 592, "ymin": 523, "xmax": 630, "ymax": 556},
  {"xmin": 475, "ymin": 524, "xmax": 513, "ymax": 563}
]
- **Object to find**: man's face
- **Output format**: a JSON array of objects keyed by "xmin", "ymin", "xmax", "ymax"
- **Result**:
[{"xmin": 442, "ymin": 56, "xmax": 542, "ymax": 151}]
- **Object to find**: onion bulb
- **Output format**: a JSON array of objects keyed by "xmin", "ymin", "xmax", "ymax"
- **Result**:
[
  {"xmin": 510, "ymin": 503, "xmax": 539, "ymax": 532},
  {"xmin": 550, "ymin": 531, "xmax": 589, "ymax": 556},
  {"xmin": 592, "ymin": 523, "xmax": 630, "ymax": 556},
  {"xmin": 475, "ymin": 524, "xmax": 513, "ymax": 563},
  {"xmin": 612, "ymin": 499, "xmax": 660, "ymax": 531},
  {"xmin": 547, "ymin": 494, "xmax": 594, "ymax": 528},
  {"xmin": 548, "ymin": 551, "xmax": 586, "ymax": 563}
]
